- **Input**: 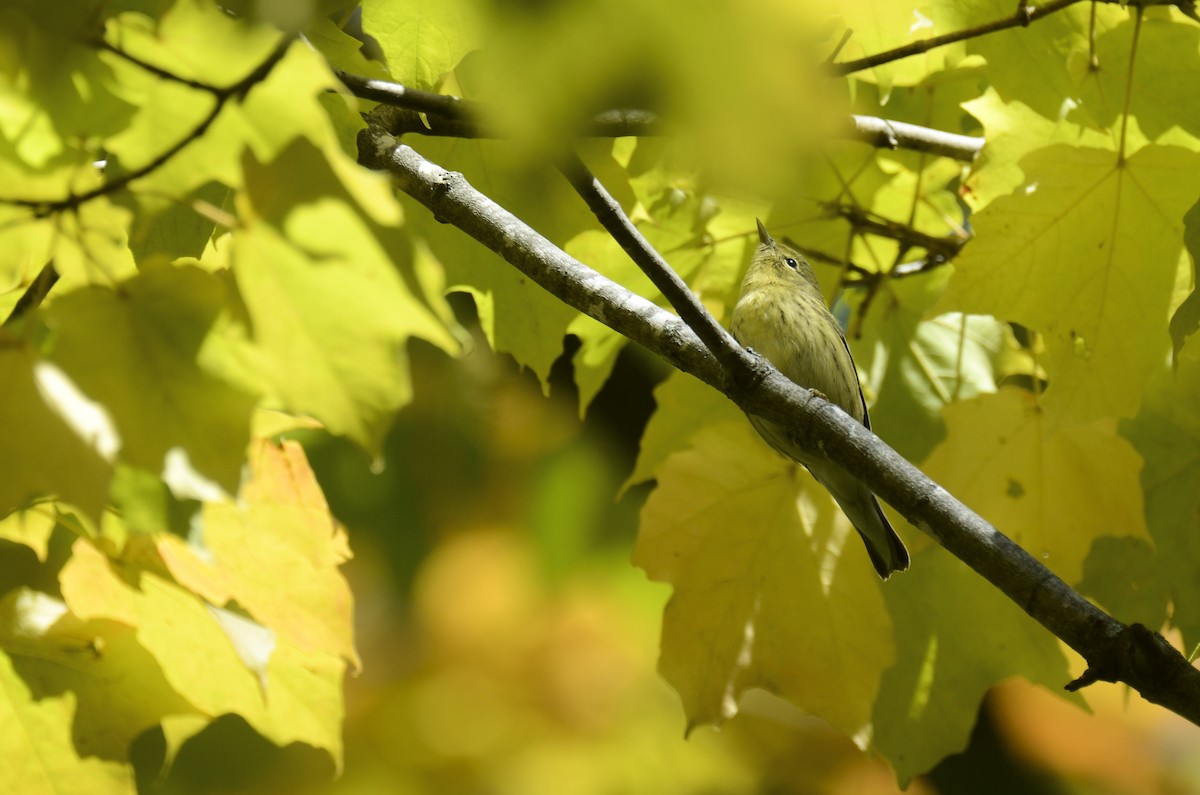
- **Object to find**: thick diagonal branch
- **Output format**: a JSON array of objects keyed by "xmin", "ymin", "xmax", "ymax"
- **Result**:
[{"xmin": 358, "ymin": 128, "xmax": 1200, "ymax": 727}]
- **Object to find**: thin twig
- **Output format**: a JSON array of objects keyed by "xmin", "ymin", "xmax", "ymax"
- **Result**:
[
  {"xmin": 831, "ymin": 0, "xmax": 1085, "ymax": 75},
  {"xmin": 338, "ymin": 70, "xmax": 664, "ymax": 137},
  {"xmin": 834, "ymin": 204, "xmax": 966, "ymax": 261},
  {"xmin": 784, "ymin": 243, "xmax": 949, "ymax": 284},
  {"xmin": 95, "ymin": 40, "xmax": 223, "ymax": 93},
  {"xmin": 356, "ymin": 130, "xmax": 742, "ymax": 390},
  {"xmin": 2, "ymin": 262, "xmax": 59, "ymax": 327},
  {"xmin": 556, "ymin": 151, "xmax": 745, "ymax": 380},
  {"xmin": 333, "ymin": 68, "xmax": 475, "ymax": 119}
]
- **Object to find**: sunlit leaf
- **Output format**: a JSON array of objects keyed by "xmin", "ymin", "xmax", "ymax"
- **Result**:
[
  {"xmin": 47, "ymin": 264, "xmax": 258, "ymax": 494},
  {"xmin": 635, "ymin": 421, "xmax": 895, "ymax": 737},
  {"xmin": 233, "ymin": 138, "xmax": 457, "ymax": 453},
  {"xmin": 0, "ymin": 646, "xmax": 135, "ymax": 795},
  {"xmin": 874, "ymin": 547, "xmax": 1075, "ymax": 783},
  {"xmin": 0, "ymin": 346, "xmax": 112, "ymax": 521},
  {"xmin": 937, "ymin": 145, "xmax": 1200, "ymax": 423},
  {"xmin": 1122, "ymin": 344, "xmax": 1200, "ymax": 646},
  {"xmin": 157, "ymin": 439, "xmax": 359, "ymax": 667},
  {"xmin": 922, "ymin": 387, "xmax": 1151, "ymax": 584}
]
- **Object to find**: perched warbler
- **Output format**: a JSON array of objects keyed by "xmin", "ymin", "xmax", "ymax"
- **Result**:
[{"xmin": 730, "ymin": 220, "xmax": 910, "ymax": 579}]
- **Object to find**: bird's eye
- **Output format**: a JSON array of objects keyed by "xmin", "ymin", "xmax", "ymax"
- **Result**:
[{"xmin": 784, "ymin": 257, "xmax": 798, "ymax": 270}]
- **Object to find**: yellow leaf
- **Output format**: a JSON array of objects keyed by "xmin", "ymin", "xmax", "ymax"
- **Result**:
[
  {"xmin": 937, "ymin": 145, "xmax": 1200, "ymax": 423},
  {"xmin": 233, "ymin": 138, "xmax": 458, "ymax": 454},
  {"xmin": 59, "ymin": 536, "xmax": 347, "ymax": 765},
  {"xmin": 922, "ymin": 387, "xmax": 1151, "ymax": 584},
  {"xmin": 635, "ymin": 421, "xmax": 895, "ymax": 738},
  {"xmin": 0, "ymin": 585, "xmax": 192, "ymax": 771},
  {"xmin": 46, "ymin": 264, "xmax": 258, "ymax": 494},
  {"xmin": 0, "ymin": 346, "xmax": 112, "ymax": 522},
  {"xmin": 158, "ymin": 439, "xmax": 359, "ymax": 669},
  {"xmin": 0, "ymin": 650, "xmax": 134, "ymax": 795},
  {"xmin": 0, "ymin": 504, "xmax": 56, "ymax": 561}
]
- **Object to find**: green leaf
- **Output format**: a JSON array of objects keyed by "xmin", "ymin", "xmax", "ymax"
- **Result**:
[
  {"xmin": 49, "ymin": 197, "xmax": 140, "ymax": 287},
  {"xmin": 233, "ymin": 138, "xmax": 458, "ymax": 454},
  {"xmin": 0, "ymin": 643, "xmax": 135, "ymax": 795},
  {"xmin": 1169, "ymin": 197, "xmax": 1200, "ymax": 361},
  {"xmin": 362, "ymin": 0, "xmax": 484, "ymax": 89},
  {"xmin": 940, "ymin": 0, "xmax": 1127, "ymax": 128},
  {"xmin": 635, "ymin": 421, "xmax": 896, "ymax": 737},
  {"xmin": 622, "ymin": 370, "xmax": 739, "ymax": 493},
  {"xmin": 562, "ymin": 187, "xmax": 711, "ymax": 413},
  {"xmin": 873, "ymin": 547, "xmax": 1074, "ymax": 783},
  {"xmin": 921, "ymin": 388, "xmax": 1151, "ymax": 585},
  {"xmin": 122, "ymin": 183, "xmax": 226, "ymax": 268},
  {"xmin": 399, "ymin": 138, "xmax": 601, "ymax": 389},
  {"xmin": 962, "ymin": 89, "xmax": 1116, "ymax": 208},
  {"xmin": 838, "ymin": 2, "xmax": 969, "ymax": 92},
  {"xmin": 1079, "ymin": 16, "xmax": 1200, "ymax": 144},
  {"xmin": 854, "ymin": 268, "xmax": 1009, "ymax": 464},
  {"xmin": 936, "ymin": 145, "xmax": 1200, "ymax": 423},
  {"xmin": 106, "ymin": 28, "xmax": 373, "ymax": 210},
  {"xmin": 46, "ymin": 264, "xmax": 257, "ymax": 494},
  {"xmin": 1122, "ymin": 345, "xmax": 1200, "ymax": 646},
  {"xmin": 0, "ymin": 1, "xmax": 137, "ymax": 170},
  {"xmin": 765, "ymin": 150, "xmax": 895, "ymax": 296},
  {"xmin": 1078, "ymin": 536, "xmax": 1170, "ymax": 629},
  {"xmin": 304, "ymin": 17, "xmax": 390, "ymax": 80},
  {"xmin": 0, "ymin": 346, "xmax": 113, "ymax": 521}
]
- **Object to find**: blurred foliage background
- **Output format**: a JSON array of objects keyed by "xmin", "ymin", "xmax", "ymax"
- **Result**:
[
  {"xmin": 121, "ymin": 303, "xmax": 1200, "ymax": 795},
  {"xmin": 3, "ymin": 0, "xmax": 1200, "ymax": 791}
]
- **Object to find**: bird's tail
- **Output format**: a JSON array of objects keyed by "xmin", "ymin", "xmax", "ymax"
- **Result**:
[
  {"xmin": 813, "ymin": 466, "xmax": 910, "ymax": 579},
  {"xmin": 856, "ymin": 497, "xmax": 910, "ymax": 579}
]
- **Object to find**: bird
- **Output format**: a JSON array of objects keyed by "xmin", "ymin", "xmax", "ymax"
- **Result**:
[{"xmin": 730, "ymin": 219, "xmax": 910, "ymax": 578}]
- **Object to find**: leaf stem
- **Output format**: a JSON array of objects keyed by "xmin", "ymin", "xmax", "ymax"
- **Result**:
[{"xmin": 1117, "ymin": 7, "xmax": 1144, "ymax": 167}]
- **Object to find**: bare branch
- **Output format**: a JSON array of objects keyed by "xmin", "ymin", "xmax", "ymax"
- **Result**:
[
  {"xmin": 333, "ymin": 68, "xmax": 475, "ymax": 120},
  {"xmin": 344, "ymin": 73, "xmax": 979, "ymax": 159},
  {"xmin": 359, "ymin": 127, "xmax": 1200, "ymax": 727},
  {"xmin": 352, "ymin": 88, "xmax": 664, "ymax": 140},
  {"xmin": 357, "ymin": 128, "xmax": 739, "ymax": 388},
  {"xmin": 847, "ymin": 115, "xmax": 983, "ymax": 162},
  {"xmin": 0, "ymin": 39, "xmax": 292, "ymax": 217},
  {"xmin": 832, "ymin": 204, "xmax": 966, "ymax": 261}
]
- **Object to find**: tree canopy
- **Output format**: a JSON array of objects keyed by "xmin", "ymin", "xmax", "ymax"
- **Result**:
[{"xmin": 2, "ymin": 1, "xmax": 1200, "ymax": 792}]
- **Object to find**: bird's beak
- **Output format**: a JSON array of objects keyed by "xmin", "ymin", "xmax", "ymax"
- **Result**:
[{"xmin": 755, "ymin": 218, "xmax": 774, "ymax": 247}]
